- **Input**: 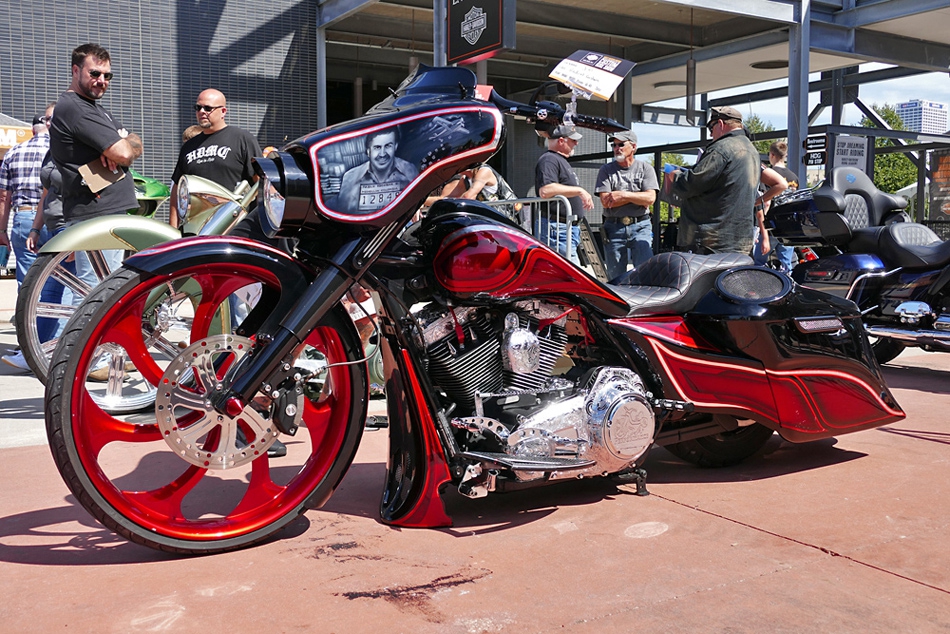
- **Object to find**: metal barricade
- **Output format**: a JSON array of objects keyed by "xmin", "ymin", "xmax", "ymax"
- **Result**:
[{"xmin": 484, "ymin": 196, "xmax": 608, "ymax": 282}]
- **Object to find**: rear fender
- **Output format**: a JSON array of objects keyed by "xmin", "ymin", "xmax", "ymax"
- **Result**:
[{"xmin": 40, "ymin": 215, "xmax": 181, "ymax": 254}]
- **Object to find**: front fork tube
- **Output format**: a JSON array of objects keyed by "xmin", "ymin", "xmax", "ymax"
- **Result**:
[{"xmin": 215, "ymin": 237, "xmax": 363, "ymax": 410}]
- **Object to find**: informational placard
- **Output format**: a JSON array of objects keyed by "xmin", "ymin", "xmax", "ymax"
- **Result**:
[
  {"xmin": 549, "ymin": 50, "xmax": 636, "ymax": 101},
  {"xmin": 446, "ymin": 0, "xmax": 516, "ymax": 65},
  {"xmin": 832, "ymin": 135, "xmax": 869, "ymax": 171},
  {"xmin": 803, "ymin": 135, "xmax": 827, "ymax": 151}
]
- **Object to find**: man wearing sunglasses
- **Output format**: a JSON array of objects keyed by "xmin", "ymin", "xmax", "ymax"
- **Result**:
[
  {"xmin": 49, "ymin": 43, "xmax": 143, "ymax": 297},
  {"xmin": 595, "ymin": 128, "xmax": 658, "ymax": 281},
  {"xmin": 669, "ymin": 105, "xmax": 759, "ymax": 255},
  {"xmin": 169, "ymin": 89, "xmax": 261, "ymax": 227}
]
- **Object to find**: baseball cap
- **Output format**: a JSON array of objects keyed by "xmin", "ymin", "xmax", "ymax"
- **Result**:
[
  {"xmin": 708, "ymin": 105, "xmax": 743, "ymax": 123},
  {"xmin": 32, "ymin": 113, "xmax": 48, "ymax": 125},
  {"xmin": 608, "ymin": 129, "xmax": 638, "ymax": 144},
  {"xmin": 549, "ymin": 125, "xmax": 583, "ymax": 141}
]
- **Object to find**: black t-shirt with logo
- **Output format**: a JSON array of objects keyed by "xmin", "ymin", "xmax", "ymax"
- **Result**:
[
  {"xmin": 49, "ymin": 91, "xmax": 138, "ymax": 222},
  {"xmin": 172, "ymin": 125, "xmax": 261, "ymax": 192}
]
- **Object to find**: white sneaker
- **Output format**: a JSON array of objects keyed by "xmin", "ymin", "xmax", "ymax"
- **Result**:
[{"xmin": 1, "ymin": 350, "xmax": 31, "ymax": 372}]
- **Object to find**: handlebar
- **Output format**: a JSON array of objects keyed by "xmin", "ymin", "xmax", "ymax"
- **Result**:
[{"xmin": 488, "ymin": 90, "xmax": 627, "ymax": 135}]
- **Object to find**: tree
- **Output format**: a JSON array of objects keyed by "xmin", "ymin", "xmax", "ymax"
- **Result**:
[
  {"xmin": 744, "ymin": 114, "xmax": 775, "ymax": 155},
  {"xmin": 859, "ymin": 104, "xmax": 917, "ymax": 194}
]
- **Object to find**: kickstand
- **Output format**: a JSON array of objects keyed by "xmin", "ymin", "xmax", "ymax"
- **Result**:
[{"xmin": 615, "ymin": 468, "xmax": 649, "ymax": 496}]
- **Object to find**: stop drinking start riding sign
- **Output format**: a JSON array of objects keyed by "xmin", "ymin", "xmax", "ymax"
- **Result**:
[{"xmin": 447, "ymin": 0, "xmax": 516, "ymax": 65}]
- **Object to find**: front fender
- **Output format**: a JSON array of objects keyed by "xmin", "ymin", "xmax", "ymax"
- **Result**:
[
  {"xmin": 40, "ymin": 215, "xmax": 181, "ymax": 254},
  {"xmin": 125, "ymin": 235, "xmax": 309, "ymax": 283}
]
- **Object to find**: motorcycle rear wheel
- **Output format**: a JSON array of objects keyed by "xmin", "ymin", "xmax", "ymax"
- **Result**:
[
  {"xmin": 664, "ymin": 423, "xmax": 774, "ymax": 468},
  {"xmin": 45, "ymin": 264, "xmax": 367, "ymax": 554},
  {"xmin": 870, "ymin": 336, "xmax": 905, "ymax": 365}
]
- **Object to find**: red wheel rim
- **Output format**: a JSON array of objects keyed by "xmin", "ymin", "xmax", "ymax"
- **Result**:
[{"xmin": 67, "ymin": 263, "xmax": 356, "ymax": 542}]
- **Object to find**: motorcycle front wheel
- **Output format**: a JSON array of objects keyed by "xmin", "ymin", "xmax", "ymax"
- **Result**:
[
  {"xmin": 16, "ymin": 250, "xmax": 110, "ymax": 383},
  {"xmin": 45, "ymin": 263, "xmax": 367, "ymax": 554}
]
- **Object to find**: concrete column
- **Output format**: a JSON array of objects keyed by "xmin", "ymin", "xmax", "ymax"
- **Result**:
[{"xmin": 787, "ymin": 0, "xmax": 810, "ymax": 185}]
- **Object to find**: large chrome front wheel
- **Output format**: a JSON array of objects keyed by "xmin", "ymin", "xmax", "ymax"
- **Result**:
[
  {"xmin": 45, "ymin": 263, "xmax": 368, "ymax": 554},
  {"xmin": 16, "ymin": 250, "xmax": 113, "ymax": 383}
]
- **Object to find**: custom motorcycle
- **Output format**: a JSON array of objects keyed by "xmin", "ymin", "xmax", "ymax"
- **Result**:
[
  {"xmin": 767, "ymin": 166, "xmax": 950, "ymax": 364},
  {"xmin": 45, "ymin": 65, "xmax": 904, "ymax": 554}
]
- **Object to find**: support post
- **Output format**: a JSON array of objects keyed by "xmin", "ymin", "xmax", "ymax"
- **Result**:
[
  {"xmin": 433, "ymin": 0, "xmax": 447, "ymax": 66},
  {"xmin": 787, "ymin": 0, "xmax": 810, "ymax": 186}
]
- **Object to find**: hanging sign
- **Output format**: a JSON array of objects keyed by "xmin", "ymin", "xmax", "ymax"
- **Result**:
[
  {"xmin": 447, "ymin": 0, "xmax": 516, "ymax": 65},
  {"xmin": 549, "ymin": 50, "xmax": 636, "ymax": 101}
]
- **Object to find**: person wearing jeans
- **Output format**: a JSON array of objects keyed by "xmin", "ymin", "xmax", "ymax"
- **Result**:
[
  {"xmin": 534, "ymin": 125, "xmax": 593, "ymax": 265},
  {"xmin": 595, "ymin": 128, "xmax": 658, "ymax": 281}
]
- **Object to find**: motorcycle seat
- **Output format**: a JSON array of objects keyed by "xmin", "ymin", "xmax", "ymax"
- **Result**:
[
  {"xmin": 875, "ymin": 222, "xmax": 950, "ymax": 268},
  {"xmin": 610, "ymin": 251, "xmax": 753, "ymax": 316},
  {"xmin": 828, "ymin": 167, "xmax": 908, "ymax": 229}
]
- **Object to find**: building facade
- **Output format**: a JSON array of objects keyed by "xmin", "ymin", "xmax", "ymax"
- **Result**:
[{"xmin": 896, "ymin": 99, "xmax": 949, "ymax": 135}]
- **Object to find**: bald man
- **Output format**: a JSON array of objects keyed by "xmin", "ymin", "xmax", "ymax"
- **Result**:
[{"xmin": 169, "ymin": 88, "xmax": 261, "ymax": 227}]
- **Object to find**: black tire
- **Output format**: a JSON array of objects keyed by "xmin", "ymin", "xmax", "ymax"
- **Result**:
[
  {"xmin": 664, "ymin": 423, "xmax": 775, "ymax": 468},
  {"xmin": 46, "ymin": 264, "xmax": 367, "ymax": 554},
  {"xmin": 871, "ymin": 336, "xmax": 905, "ymax": 365}
]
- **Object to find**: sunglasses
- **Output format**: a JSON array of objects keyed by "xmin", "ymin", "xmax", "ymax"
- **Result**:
[
  {"xmin": 706, "ymin": 118, "xmax": 721, "ymax": 131},
  {"xmin": 610, "ymin": 141, "xmax": 628, "ymax": 147},
  {"xmin": 88, "ymin": 69, "xmax": 114, "ymax": 81},
  {"xmin": 194, "ymin": 104, "xmax": 224, "ymax": 113}
]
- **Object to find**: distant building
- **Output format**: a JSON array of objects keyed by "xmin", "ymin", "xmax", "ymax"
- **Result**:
[{"xmin": 896, "ymin": 99, "xmax": 948, "ymax": 134}]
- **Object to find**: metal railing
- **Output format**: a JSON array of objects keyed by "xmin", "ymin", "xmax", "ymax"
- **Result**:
[{"xmin": 485, "ymin": 195, "xmax": 608, "ymax": 282}]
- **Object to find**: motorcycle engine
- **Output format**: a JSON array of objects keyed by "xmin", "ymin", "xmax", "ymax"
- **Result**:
[{"xmin": 415, "ymin": 301, "xmax": 655, "ymax": 478}]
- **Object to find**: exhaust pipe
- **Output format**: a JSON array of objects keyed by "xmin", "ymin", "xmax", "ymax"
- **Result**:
[{"xmin": 865, "ymin": 325, "xmax": 950, "ymax": 350}]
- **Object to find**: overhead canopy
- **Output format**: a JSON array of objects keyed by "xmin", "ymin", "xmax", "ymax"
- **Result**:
[{"xmin": 320, "ymin": 0, "xmax": 950, "ymax": 105}]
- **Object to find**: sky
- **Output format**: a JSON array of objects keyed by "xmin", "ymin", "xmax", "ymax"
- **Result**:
[{"xmin": 630, "ymin": 63, "xmax": 950, "ymax": 152}]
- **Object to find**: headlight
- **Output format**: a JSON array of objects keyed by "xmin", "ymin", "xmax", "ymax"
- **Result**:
[
  {"xmin": 261, "ymin": 176, "xmax": 286, "ymax": 238},
  {"xmin": 176, "ymin": 176, "xmax": 189, "ymax": 220}
]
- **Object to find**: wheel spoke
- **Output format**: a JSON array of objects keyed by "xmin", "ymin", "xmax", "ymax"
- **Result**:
[
  {"xmin": 35, "ymin": 301, "xmax": 76, "ymax": 320},
  {"xmin": 123, "ymin": 464, "xmax": 208, "ymax": 522},
  {"xmin": 190, "ymin": 273, "xmax": 256, "ymax": 338},
  {"xmin": 50, "ymin": 263, "xmax": 93, "ymax": 298},
  {"xmin": 87, "ymin": 250, "xmax": 115, "ymax": 283},
  {"xmin": 102, "ymin": 297, "xmax": 165, "ymax": 386},
  {"xmin": 231, "ymin": 456, "xmax": 284, "ymax": 516},
  {"xmin": 76, "ymin": 391, "xmax": 163, "ymax": 457}
]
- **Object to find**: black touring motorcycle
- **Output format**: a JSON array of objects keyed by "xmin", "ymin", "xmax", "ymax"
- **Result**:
[{"xmin": 45, "ymin": 65, "xmax": 903, "ymax": 554}]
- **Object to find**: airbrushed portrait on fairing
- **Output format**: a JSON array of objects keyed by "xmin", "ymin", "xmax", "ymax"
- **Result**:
[{"xmin": 42, "ymin": 52, "xmax": 903, "ymax": 554}]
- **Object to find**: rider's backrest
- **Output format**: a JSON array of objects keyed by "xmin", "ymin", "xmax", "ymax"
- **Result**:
[{"xmin": 827, "ymin": 167, "xmax": 906, "ymax": 229}]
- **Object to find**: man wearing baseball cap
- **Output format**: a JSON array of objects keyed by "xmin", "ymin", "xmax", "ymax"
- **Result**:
[
  {"xmin": 595, "ymin": 128, "xmax": 658, "ymax": 280},
  {"xmin": 535, "ymin": 124, "xmax": 593, "ymax": 264},
  {"xmin": 670, "ymin": 105, "xmax": 759, "ymax": 254}
]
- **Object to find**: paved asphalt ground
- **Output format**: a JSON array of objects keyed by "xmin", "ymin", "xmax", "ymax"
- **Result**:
[{"xmin": 1, "ymin": 275, "xmax": 949, "ymax": 633}]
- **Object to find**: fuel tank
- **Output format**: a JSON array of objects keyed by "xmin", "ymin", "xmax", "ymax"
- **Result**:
[{"xmin": 419, "ymin": 200, "xmax": 630, "ymax": 317}]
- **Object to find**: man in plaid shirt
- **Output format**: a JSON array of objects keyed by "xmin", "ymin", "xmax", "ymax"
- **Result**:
[
  {"xmin": 0, "ymin": 108, "xmax": 53, "ymax": 285},
  {"xmin": 1, "ymin": 107, "xmax": 53, "ymax": 371}
]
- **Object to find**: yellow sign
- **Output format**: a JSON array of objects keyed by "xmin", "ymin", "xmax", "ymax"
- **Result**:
[{"xmin": 0, "ymin": 126, "xmax": 33, "ymax": 149}]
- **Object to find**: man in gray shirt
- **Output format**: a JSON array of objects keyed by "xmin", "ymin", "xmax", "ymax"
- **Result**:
[{"xmin": 595, "ymin": 129, "xmax": 658, "ymax": 281}]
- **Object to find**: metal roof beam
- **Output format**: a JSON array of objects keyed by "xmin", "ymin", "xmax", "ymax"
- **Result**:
[
  {"xmin": 826, "ymin": 0, "xmax": 950, "ymax": 28},
  {"xmin": 811, "ymin": 21, "xmax": 950, "ymax": 72},
  {"xmin": 318, "ymin": 0, "xmax": 379, "ymax": 27},
  {"xmin": 630, "ymin": 30, "xmax": 790, "ymax": 76},
  {"xmin": 652, "ymin": 0, "xmax": 796, "ymax": 24}
]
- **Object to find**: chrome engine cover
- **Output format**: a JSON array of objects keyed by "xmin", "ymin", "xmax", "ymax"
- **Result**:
[{"xmin": 510, "ymin": 367, "xmax": 654, "ymax": 479}]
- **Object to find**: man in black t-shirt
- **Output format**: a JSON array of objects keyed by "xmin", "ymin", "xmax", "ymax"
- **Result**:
[
  {"xmin": 169, "ymin": 89, "xmax": 261, "ymax": 228},
  {"xmin": 50, "ymin": 43, "xmax": 143, "ymax": 224},
  {"xmin": 535, "ymin": 125, "xmax": 593, "ymax": 264},
  {"xmin": 49, "ymin": 43, "xmax": 144, "ymax": 303}
]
